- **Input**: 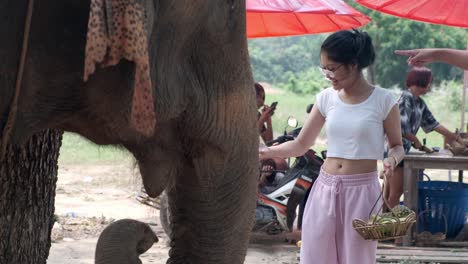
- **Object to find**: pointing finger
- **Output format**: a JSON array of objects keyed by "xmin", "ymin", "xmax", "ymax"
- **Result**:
[{"xmin": 395, "ymin": 50, "xmax": 416, "ymax": 56}]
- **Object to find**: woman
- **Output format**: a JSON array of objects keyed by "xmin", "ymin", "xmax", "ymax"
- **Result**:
[
  {"xmin": 386, "ymin": 67, "xmax": 465, "ymax": 208},
  {"xmin": 259, "ymin": 29, "xmax": 404, "ymax": 264},
  {"xmin": 255, "ymin": 82, "xmax": 288, "ymax": 187}
]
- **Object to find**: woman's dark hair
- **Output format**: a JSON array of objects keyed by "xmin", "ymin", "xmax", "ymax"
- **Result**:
[
  {"xmin": 320, "ymin": 29, "xmax": 375, "ymax": 70},
  {"xmin": 255, "ymin": 82, "xmax": 265, "ymax": 99},
  {"xmin": 406, "ymin": 67, "xmax": 432, "ymax": 88}
]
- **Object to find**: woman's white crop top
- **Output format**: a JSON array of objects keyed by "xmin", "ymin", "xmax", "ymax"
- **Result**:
[{"xmin": 315, "ymin": 87, "xmax": 397, "ymax": 160}]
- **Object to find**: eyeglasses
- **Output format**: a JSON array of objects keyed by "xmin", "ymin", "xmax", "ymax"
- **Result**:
[{"xmin": 319, "ymin": 64, "xmax": 344, "ymax": 79}]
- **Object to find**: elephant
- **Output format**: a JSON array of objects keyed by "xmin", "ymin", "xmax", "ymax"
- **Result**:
[
  {"xmin": 1, "ymin": 0, "xmax": 258, "ymax": 263},
  {"xmin": 95, "ymin": 219, "xmax": 158, "ymax": 264}
]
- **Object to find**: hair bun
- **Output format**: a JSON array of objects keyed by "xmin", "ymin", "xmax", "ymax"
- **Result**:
[{"xmin": 321, "ymin": 29, "xmax": 375, "ymax": 70}]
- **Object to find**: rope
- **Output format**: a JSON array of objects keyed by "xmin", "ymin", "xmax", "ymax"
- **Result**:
[{"xmin": 0, "ymin": 0, "xmax": 35, "ymax": 160}]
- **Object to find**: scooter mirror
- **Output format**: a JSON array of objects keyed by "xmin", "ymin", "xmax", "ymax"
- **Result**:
[
  {"xmin": 306, "ymin": 104, "xmax": 314, "ymax": 114},
  {"xmin": 287, "ymin": 116, "xmax": 298, "ymax": 128}
]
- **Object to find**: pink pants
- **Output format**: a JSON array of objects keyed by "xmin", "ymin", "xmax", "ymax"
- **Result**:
[{"xmin": 300, "ymin": 169, "xmax": 381, "ymax": 264}]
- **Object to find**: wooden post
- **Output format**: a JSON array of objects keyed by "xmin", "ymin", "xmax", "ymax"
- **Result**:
[{"xmin": 403, "ymin": 160, "xmax": 418, "ymax": 246}]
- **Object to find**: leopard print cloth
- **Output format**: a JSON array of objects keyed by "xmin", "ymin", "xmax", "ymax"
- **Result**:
[{"xmin": 84, "ymin": 0, "xmax": 156, "ymax": 137}]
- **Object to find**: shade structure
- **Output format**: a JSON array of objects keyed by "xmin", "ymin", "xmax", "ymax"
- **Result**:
[
  {"xmin": 355, "ymin": 0, "xmax": 468, "ymax": 28},
  {"xmin": 247, "ymin": 0, "xmax": 371, "ymax": 38}
]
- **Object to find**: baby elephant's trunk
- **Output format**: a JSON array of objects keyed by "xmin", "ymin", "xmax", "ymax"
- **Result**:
[{"xmin": 95, "ymin": 219, "xmax": 158, "ymax": 264}]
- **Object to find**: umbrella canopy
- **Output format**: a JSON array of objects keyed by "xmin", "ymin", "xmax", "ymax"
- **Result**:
[
  {"xmin": 247, "ymin": 0, "xmax": 371, "ymax": 38},
  {"xmin": 355, "ymin": 0, "xmax": 468, "ymax": 28}
]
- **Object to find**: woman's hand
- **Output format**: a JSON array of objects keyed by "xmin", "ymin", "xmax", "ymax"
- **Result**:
[
  {"xmin": 259, "ymin": 105, "xmax": 274, "ymax": 122},
  {"xmin": 455, "ymin": 134, "xmax": 468, "ymax": 147},
  {"xmin": 259, "ymin": 145, "xmax": 272, "ymax": 160},
  {"xmin": 380, "ymin": 157, "xmax": 395, "ymax": 180},
  {"xmin": 419, "ymin": 145, "xmax": 435, "ymax": 153},
  {"xmin": 411, "ymin": 141, "xmax": 423, "ymax": 150},
  {"xmin": 395, "ymin": 49, "xmax": 436, "ymax": 67}
]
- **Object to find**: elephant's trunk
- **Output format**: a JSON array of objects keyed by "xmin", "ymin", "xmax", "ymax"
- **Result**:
[
  {"xmin": 95, "ymin": 219, "xmax": 158, "ymax": 264},
  {"xmin": 166, "ymin": 138, "xmax": 258, "ymax": 263}
]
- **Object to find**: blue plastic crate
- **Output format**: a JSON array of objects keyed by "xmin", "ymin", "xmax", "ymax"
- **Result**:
[{"xmin": 418, "ymin": 180, "xmax": 468, "ymax": 238}]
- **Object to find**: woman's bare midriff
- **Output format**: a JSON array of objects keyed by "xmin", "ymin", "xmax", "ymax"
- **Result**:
[{"xmin": 322, "ymin": 157, "xmax": 377, "ymax": 175}]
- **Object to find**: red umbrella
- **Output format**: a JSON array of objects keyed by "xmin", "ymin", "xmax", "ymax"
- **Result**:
[
  {"xmin": 355, "ymin": 0, "xmax": 468, "ymax": 28},
  {"xmin": 247, "ymin": 0, "xmax": 371, "ymax": 38}
]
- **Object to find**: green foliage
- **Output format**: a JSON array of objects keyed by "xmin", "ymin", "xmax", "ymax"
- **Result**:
[
  {"xmin": 440, "ymin": 79, "xmax": 464, "ymax": 111},
  {"xmin": 248, "ymin": 2, "xmax": 468, "ymax": 92},
  {"xmin": 278, "ymin": 68, "xmax": 329, "ymax": 95},
  {"xmin": 265, "ymin": 91, "xmax": 315, "ymax": 133},
  {"xmin": 248, "ymin": 35, "xmax": 327, "ymax": 90},
  {"xmin": 391, "ymin": 205, "xmax": 413, "ymax": 218},
  {"xmin": 59, "ymin": 133, "xmax": 130, "ymax": 164},
  {"xmin": 350, "ymin": 1, "xmax": 468, "ymax": 88}
]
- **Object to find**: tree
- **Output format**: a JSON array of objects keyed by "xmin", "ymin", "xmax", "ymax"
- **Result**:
[
  {"xmin": 248, "ymin": 34, "xmax": 326, "ymax": 86},
  {"xmin": 1, "ymin": 4, "xmax": 62, "ymax": 262},
  {"xmin": 0, "ymin": 129, "xmax": 62, "ymax": 264}
]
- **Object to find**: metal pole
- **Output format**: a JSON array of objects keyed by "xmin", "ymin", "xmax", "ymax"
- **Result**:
[
  {"xmin": 462, "ymin": 72, "xmax": 466, "ymax": 132},
  {"xmin": 462, "ymin": 39, "xmax": 468, "ymax": 132}
]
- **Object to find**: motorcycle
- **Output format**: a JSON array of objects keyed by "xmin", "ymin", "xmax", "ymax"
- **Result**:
[
  {"xmin": 158, "ymin": 104, "xmax": 326, "ymax": 237},
  {"xmin": 255, "ymin": 105, "xmax": 325, "ymax": 235}
]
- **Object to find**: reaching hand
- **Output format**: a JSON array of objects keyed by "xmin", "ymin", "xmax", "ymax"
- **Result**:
[
  {"xmin": 259, "ymin": 145, "xmax": 271, "ymax": 160},
  {"xmin": 394, "ymin": 49, "xmax": 436, "ymax": 67},
  {"xmin": 411, "ymin": 141, "xmax": 423, "ymax": 150},
  {"xmin": 455, "ymin": 135, "xmax": 468, "ymax": 147}
]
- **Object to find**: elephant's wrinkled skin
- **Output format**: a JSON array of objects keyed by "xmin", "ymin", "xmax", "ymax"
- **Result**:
[{"xmin": 0, "ymin": 0, "xmax": 258, "ymax": 263}]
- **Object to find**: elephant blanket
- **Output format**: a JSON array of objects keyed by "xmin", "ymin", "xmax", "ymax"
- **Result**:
[{"xmin": 84, "ymin": 0, "xmax": 156, "ymax": 137}]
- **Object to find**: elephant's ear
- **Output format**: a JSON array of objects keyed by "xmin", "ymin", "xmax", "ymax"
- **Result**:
[{"xmin": 83, "ymin": 0, "xmax": 156, "ymax": 137}]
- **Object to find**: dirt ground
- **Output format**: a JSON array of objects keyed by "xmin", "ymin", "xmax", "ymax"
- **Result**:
[
  {"xmin": 47, "ymin": 162, "xmax": 301, "ymax": 264},
  {"xmin": 47, "ymin": 158, "xmax": 457, "ymax": 264}
]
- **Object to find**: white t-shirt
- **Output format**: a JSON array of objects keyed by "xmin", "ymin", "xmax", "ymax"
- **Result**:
[{"xmin": 316, "ymin": 87, "xmax": 397, "ymax": 160}]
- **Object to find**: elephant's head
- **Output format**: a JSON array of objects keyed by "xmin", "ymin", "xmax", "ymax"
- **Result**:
[
  {"xmin": 95, "ymin": 219, "xmax": 158, "ymax": 264},
  {"xmin": 1, "ymin": 0, "xmax": 257, "ymax": 263},
  {"xmin": 2, "ymin": 0, "xmax": 253, "ymax": 194}
]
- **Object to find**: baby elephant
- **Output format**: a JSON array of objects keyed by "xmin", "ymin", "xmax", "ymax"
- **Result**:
[{"xmin": 95, "ymin": 219, "xmax": 158, "ymax": 264}]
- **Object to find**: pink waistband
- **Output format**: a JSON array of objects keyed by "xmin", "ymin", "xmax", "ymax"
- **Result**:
[{"xmin": 318, "ymin": 168, "xmax": 378, "ymax": 187}]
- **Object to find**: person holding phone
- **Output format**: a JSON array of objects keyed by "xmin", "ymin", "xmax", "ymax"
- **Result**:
[
  {"xmin": 270, "ymin": 101, "xmax": 278, "ymax": 112},
  {"xmin": 255, "ymin": 82, "xmax": 276, "ymax": 142},
  {"xmin": 255, "ymin": 83, "xmax": 287, "ymax": 188}
]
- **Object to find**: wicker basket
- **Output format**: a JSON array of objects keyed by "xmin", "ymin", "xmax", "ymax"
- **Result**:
[
  {"xmin": 352, "ymin": 180, "xmax": 416, "ymax": 241},
  {"xmin": 415, "ymin": 210, "xmax": 447, "ymax": 246}
]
